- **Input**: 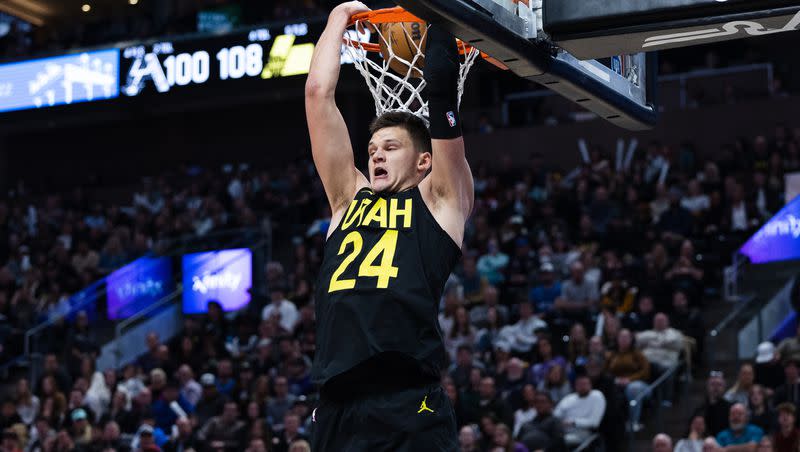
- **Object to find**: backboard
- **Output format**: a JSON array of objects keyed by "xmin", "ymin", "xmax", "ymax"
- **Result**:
[
  {"xmin": 394, "ymin": 0, "xmax": 658, "ymax": 131},
  {"xmin": 544, "ymin": 0, "xmax": 800, "ymax": 60}
]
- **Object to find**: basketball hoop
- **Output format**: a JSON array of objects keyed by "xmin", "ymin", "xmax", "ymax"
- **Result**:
[{"xmin": 343, "ymin": 7, "xmax": 506, "ymax": 123}]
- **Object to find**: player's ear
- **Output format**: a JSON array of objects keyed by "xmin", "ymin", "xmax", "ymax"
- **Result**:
[{"xmin": 418, "ymin": 151, "xmax": 432, "ymax": 172}]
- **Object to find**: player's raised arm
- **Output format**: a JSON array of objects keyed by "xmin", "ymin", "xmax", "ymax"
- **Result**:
[
  {"xmin": 420, "ymin": 25, "xmax": 475, "ymax": 244},
  {"xmin": 305, "ymin": 2, "xmax": 370, "ymax": 215}
]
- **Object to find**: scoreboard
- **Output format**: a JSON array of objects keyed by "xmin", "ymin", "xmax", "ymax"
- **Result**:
[
  {"xmin": 120, "ymin": 22, "xmax": 321, "ymax": 98},
  {"xmin": 0, "ymin": 19, "xmax": 369, "ymax": 115}
]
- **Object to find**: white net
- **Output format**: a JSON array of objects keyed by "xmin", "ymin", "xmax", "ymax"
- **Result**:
[{"xmin": 343, "ymin": 18, "xmax": 481, "ymax": 124}]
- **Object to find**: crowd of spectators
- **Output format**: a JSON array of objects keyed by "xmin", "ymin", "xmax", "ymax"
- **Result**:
[
  {"xmin": 650, "ymin": 333, "xmax": 800, "ymax": 452},
  {"xmin": 0, "ymin": 120, "xmax": 798, "ymax": 452}
]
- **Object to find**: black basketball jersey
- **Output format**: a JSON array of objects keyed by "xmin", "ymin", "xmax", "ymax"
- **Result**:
[{"xmin": 311, "ymin": 186, "xmax": 461, "ymax": 390}]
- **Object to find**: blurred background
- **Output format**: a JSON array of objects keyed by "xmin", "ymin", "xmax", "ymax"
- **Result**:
[{"xmin": 0, "ymin": 1, "xmax": 798, "ymax": 452}]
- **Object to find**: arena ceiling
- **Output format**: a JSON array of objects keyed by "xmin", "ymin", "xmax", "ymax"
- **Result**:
[{"xmin": 0, "ymin": 0, "xmax": 140, "ymax": 26}]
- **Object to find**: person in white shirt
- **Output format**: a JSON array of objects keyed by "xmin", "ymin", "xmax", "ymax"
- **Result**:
[
  {"xmin": 681, "ymin": 179, "xmax": 710, "ymax": 215},
  {"xmin": 636, "ymin": 313, "xmax": 684, "ymax": 371},
  {"xmin": 637, "ymin": 313, "xmax": 684, "ymax": 403},
  {"xmin": 554, "ymin": 375, "xmax": 606, "ymax": 446},
  {"xmin": 513, "ymin": 384, "xmax": 537, "ymax": 438},
  {"xmin": 177, "ymin": 364, "xmax": 203, "ymax": 407},
  {"xmin": 498, "ymin": 301, "xmax": 547, "ymax": 354},
  {"xmin": 261, "ymin": 285, "xmax": 298, "ymax": 333}
]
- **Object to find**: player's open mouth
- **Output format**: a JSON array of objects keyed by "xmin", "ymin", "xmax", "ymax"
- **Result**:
[{"xmin": 374, "ymin": 168, "xmax": 387, "ymax": 179}]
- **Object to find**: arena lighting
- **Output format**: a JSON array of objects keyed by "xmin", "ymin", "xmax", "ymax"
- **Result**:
[
  {"xmin": 81, "ymin": 4, "xmax": 91, "ymax": 13},
  {"xmin": 0, "ymin": 0, "xmax": 48, "ymax": 26},
  {"xmin": 129, "ymin": 0, "xmax": 138, "ymax": 5}
]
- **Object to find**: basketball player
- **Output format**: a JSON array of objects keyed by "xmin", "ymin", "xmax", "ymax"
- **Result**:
[{"xmin": 304, "ymin": 1, "xmax": 474, "ymax": 450}]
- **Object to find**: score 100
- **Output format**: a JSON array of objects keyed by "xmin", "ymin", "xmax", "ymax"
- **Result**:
[{"xmin": 160, "ymin": 44, "xmax": 265, "ymax": 86}]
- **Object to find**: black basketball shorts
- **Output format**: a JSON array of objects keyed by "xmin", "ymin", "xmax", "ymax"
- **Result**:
[{"xmin": 310, "ymin": 382, "xmax": 458, "ymax": 452}]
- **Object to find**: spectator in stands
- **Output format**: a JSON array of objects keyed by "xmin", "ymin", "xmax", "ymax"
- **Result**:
[
  {"xmin": 478, "ymin": 376, "xmax": 513, "ymax": 427},
  {"xmin": 551, "ymin": 261, "xmax": 598, "ymax": 332},
  {"xmin": 194, "ymin": 374, "xmax": 225, "ymax": 427},
  {"xmin": 675, "ymin": 415, "xmax": 707, "ymax": 452},
  {"xmin": 459, "ymin": 425, "xmax": 479, "ymax": 452},
  {"xmin": 716, "ymin": 403, "xmax": 764, "ymax": 448},
  {"xmin": 138, "ymin": 332, "xmax": 162, "ymax": 374},
  {"xmin": 659, "ymin": 187, "xmax": 695, "ymax": 239},
  {"xmin": 653, "ymin": 433, "xmax": 674, "ymax": 452},
  {"xmin": 512, "ymin": 384, "xmax": 537, "ymax": 438},
  {"xmin": 14, "ymin": 378, "xmax": 39, "ymax": 426},
  {"xmin": 198, "ymin": 400, "xmax": 246, "ymax": 451},
  {"xmin": 554, "ymin": 374, "xmax": 606, "ymax": 447},
  {"xmin": 449, "ymin": 345, "xmax": 484, "ymax": 392},
  {"xmin": 446, "ymin": 306, "xmax": 476, "ymax": 361},
  {"xmin": 566, "ymin": 323, "xmax": 589, "ymax": 366},
  {"xmin": 68, "ymin": 408, "xmax": 94, "ymax": 447},
  {"xmin": 637, "ymin": 312, "xmax": 685, "ymax": 374},
  {"xmin": 266, "ymin": 376, "xmax": 296, "ymax": 428},
  {"xmin": 774, "ymin": 360, "xmax": 800, "ymax": 411},
  {"xmin": 498, "ymin": 301, "xmax": 546, "ymax": 355},
  {"xmin": 529, "ymin": 336, "xmax": 568, "ymax": 387},
  {"xmin": 599, "ymin": 269, "xmax": 638, "ymax": 315},
  {"xmin": 163, "ymin": 417, "xmax": 199, "ymax": 452},
  {"xmin": 261, "ymin": 284, "xmax": 298, "ymax": 333},
  {"xmin": 623, "ymin": 294, "xmax": 656, "ymax": 333},
  {"xmin": 758, "ymin": 436, "xmax": 776, "ymax": 452},
  {"xmin": 747, "ymin": 385, "xmax": 773, "ymax": 434},
  {"xmin": 274, "ymin": 413, "xmax": 307, "ymax": 452},
  {"xmin": 665, "ymin": 248, "xmax": 704, "ymax": 303},
  {"xmin": 777, "ymin": 325, "xmax": 800, "ymax": 364},
  {"xmin": 470, "ymin": 284, "xmax": 508, "ymax": 328},
  {"xmin": 152, "ymin": 382, "xmax": 192, "ymax": 432},
  {"xmin": 537, "ymin": 364, "xmax": 571, "ymax": 405},
  {"xmin": 95, "ymin": 420, "xmax": 127, "ymax": 452},
  {"xmin": 492, "ymin": 423, "xmax": 528, "ymax": 452},
  {"xmin": 755, "ymin": 342, "xmax": 784, "ymax": 390},
  {"xmin": 516, "ymin": 391, "xmax": 566, "ymax": 452},
  {"xmin": 528, "ymin": 262, "xmax": 561, "ymax": 315},
  {"xmin": 695, "ymin": 371, "xmax": 733, "ymax": 437},
  {"xmin": 459, "ymin": 255, "xmax": 488, "ymax": 306},
  {"xmin": 724, "ymin": 363, "xmax": 755, "ymax": 407},
  {"xmin": 476, "ymin": 305, "xmax": 506, "ymax": 355},
  {"xmin": 477, "ymin": 238, "xmax": 508, "ymax": 286},
  {"xmin": 176, "ymin": 364, "xmax": 201, "ymax": 407},
  {"xmin": 722, "ymin": 183, "xmax": 759, "ymax": 233},
  {"xmin": 681, "ymin": 179, "xmax": 711, "ymax": 216},
  {"xmin": 607, "ymin": 328, "xmax": 650, "ymax": 429},
  {"xmin": 773, "ymin": 402, "xmax": 798, "ymax": 452},
  {"xmin": 670, "ymin": 290, "xmax": 705, "ymax": 366}
]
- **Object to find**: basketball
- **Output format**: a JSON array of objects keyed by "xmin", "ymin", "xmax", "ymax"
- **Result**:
[{"xmin": 378, "ymin": 21, "xmax": 427, "ymax": 78}]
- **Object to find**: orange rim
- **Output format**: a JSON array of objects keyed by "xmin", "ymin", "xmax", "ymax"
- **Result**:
[{"xmin": 344, "ymin": 7, "xmax": 508, "ymax": 70}]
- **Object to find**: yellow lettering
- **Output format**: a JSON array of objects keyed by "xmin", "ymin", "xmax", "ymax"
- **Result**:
[
  {"xmin": 341, "ymin": 198, "xmax": 372, "ymax": 231},
  {"xmin": 362, "ymin": 198, "xmax": 388, "ymax": 228},
  {"xmin": 389, "ymin": 198, "xmax": 412, "ymax": 229}
]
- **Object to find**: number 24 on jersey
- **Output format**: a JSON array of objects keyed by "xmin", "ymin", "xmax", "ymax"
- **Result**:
[{"xmin": 328, "ymin": 230, "xmax": 399, "ymax": 292}]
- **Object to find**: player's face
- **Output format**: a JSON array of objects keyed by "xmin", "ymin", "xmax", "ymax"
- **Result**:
[{"xmin": 368, "ymin": 126, "xmax": 429, "ymax": 193}]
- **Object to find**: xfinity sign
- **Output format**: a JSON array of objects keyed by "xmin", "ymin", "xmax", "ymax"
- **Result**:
[
  {"xmin": 182, "ymin": 248, "xmax": 252, "ymax": 313},
  {"xmin": 740, "ymin": 196, "xmax": 800, "ymax": 264}
]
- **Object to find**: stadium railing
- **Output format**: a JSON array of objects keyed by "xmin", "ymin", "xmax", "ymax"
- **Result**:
[
  {"xmin": 108, "ymin": 234, "xmax": 271, "ymax": 370},
  {"xmin": 626, "ymin": 361, "xmax": 683, "ymax": 451},
  {"xmin": 9, "ymin": 225, "xmax": 271, "ymax": 384}
]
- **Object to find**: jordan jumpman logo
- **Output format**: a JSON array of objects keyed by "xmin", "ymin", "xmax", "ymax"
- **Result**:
[{"xmin": 417, "ymin": 395, "xmax": 434, "ymax": 414}]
